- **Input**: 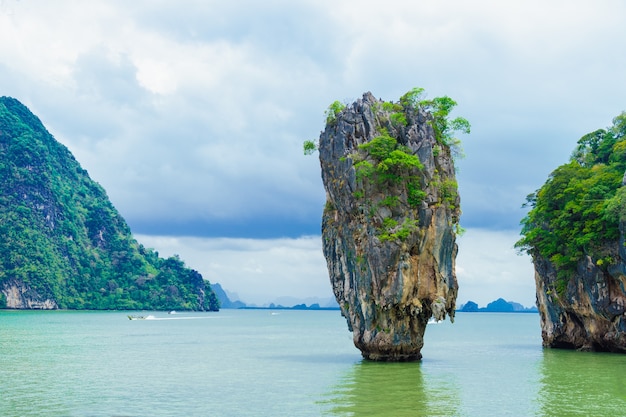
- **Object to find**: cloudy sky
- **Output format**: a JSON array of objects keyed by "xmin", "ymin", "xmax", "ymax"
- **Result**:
[{"xmin": 2, "ymin": 0, "xmax": 625, "ymax": 307}]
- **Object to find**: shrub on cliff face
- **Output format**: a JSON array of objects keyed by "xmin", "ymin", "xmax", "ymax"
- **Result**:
[
  {"xmin": 325, "ymin": 100, "xmax": 346, "ymax": 125},
  {"xmin": 400, "ymin": 88, "xmax": 470, "ymax": 158},
  {"xmin": 516, "ymin": 112, "xmax": 626, "ymax": 287},
  {"xmin": 353, "ymin": 132, "xmax": 424, "ymax": 205}
]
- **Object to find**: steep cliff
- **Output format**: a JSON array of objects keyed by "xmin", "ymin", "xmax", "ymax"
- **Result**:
[
  {"xmin": 517, "ymin": 113, "xmax": 626, "ymax": 352},
  {"xmin": 0, "ymin": 97, "xmax": 219, "ymax": 311},
  {"xmin": 316, "ymin": 90, "xmax": 467, "ymax": 360}
]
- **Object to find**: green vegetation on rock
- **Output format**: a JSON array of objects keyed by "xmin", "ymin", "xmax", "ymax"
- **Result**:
[
  {"xmin": 516, "ymin": 112, "xmax": 626, "ymax": 289},
  {"xmin": 0, "ymin": 97, "xmax": 219, "ymax": 311},
  {"xmin": 352, "ymin": 89, "xmax": 468, "ymax": 241},
  {"xmin": 303, "ymin": 90, "xmax": 469, "ymax": 160},
  {"xmin": 324, "ymin": 100, "xmax": 346, "ymax": 125},
  {"xmin": 354, "ymin": 131, "xmax": 424, "ymax": 199},
  {"xmin": 307, "ymin": 88, "xmax": 469, "ymax": 243},
  {"xmin": 303, "ymin": 139, "xmax": 317, "ymax": 155},
  {"xmin": 399, "ymin": 88, "xmax": 470, "ymax": 157},
  {"xmin": 352, "ymin": 131, "xmax": 426, "ymax": 222}
]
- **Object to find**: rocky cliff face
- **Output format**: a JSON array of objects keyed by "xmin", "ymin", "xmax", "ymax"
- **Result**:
[
  {"xmin": 534, "ymin": 199, "xmax": 626, "ymax": 352},
  {"xmin": 318, "ymin": 92, "xmax": 460, "ymax": 361},
  {"xmin": 2, "ymin": 279, "xmax": 58, "ymax": 309}
]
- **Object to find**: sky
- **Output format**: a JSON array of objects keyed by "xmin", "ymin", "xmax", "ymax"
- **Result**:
[{"xmin": 1, "ymin": 0, "xmax": 626, "ymax": 307}]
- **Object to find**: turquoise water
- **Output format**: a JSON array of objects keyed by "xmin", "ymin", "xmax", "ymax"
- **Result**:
[{"xmin": 2, "ymin": 310, "xmax": 626, "ymax": 416}]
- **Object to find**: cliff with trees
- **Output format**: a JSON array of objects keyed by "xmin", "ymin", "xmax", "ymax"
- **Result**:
[
  {"xmin": 0, "ymin": 97, "xmax": 218, "ymax": 311},
  {"xmin": 517, "ymin": 113, "xmax": 626, "ymax": 351}
]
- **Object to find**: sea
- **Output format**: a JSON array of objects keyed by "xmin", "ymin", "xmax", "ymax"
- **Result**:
[{"xmin": 2, "ymin": 309, "xmax": 626, "ymax": 417}]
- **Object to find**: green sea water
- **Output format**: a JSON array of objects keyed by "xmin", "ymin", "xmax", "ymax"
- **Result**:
[{"xmin": 1, "ymin": 309, "xmax": 626, "ymax": 416}]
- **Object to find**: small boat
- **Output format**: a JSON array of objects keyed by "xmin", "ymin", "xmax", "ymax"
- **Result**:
[{"xmin": 127, "ymin": 315, "xmax": 155, "ymax": 320}]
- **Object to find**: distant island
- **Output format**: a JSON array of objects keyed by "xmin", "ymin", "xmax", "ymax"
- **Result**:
[
  {"xmin": 458, "ymin": 298, "xmax": 538, "ymax": 313},
  {"xmin": 213, "ymin": 283, "xmax": 340, "ymax": 310},
  {"xmin": 214, "ymin": 284, "xmax": 534, "ymax": 313},
  {"xmin": 242, "ymin": 303, "xmax": 340, "ymax": 311},
  {"xmin": 211, "ymin": 283, "xmax": 247, "ymax": 309}
]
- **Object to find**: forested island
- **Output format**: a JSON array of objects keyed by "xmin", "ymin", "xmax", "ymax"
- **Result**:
[
  {"xmin": 0, "ymin": 97, "xmax": 218, "ymax": 311},
  {"xmin": 517, "ymin": 113, "xmax": 626, "ymax": 351}
]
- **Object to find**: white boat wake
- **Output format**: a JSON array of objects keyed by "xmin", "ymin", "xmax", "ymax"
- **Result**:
[{"xmin": 128, "ymin": 314, "xmax": 222, "ymax": 321}]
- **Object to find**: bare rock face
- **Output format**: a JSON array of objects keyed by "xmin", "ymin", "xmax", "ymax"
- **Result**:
[
  {"xmin": 533, "ymin": 223, "xmax": 626, "ymax": 352},
  {"xmin": 2, "ymin": 279, "xmax": 58, "ymax": 309},
  {"xmin": 318, "ymin": 92, "xmax": 460, "ymax": 361}
]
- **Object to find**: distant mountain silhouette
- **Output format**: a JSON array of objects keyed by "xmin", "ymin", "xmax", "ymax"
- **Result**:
[
  {"xmin": 212, "ymin": 283, "xmax": 246, "ymax": 309},
  {"xmin": 459, "ymin": 298, "xmax": 537, "ymax": 313}
]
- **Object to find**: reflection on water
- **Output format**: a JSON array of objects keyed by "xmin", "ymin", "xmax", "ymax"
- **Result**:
[
  {"xmin": 324, "ymin": 347, "xmax": 626, "ymax": 417},
  {"xmin": 538, "ymin": 349, "xmax": 626, "ymax": 416},
  {"xmin": 322, "ymin": 360, "xmax": 459, "ymax": 416}
]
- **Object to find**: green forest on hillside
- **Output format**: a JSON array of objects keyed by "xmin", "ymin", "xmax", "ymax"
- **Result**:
[
  {"xmin": 0, "ymin": 97, "xmax": 218, "ymax": 310},
  {"xmin": 516, "ymin": 113, "xmax": 626, "ymax": 292}
]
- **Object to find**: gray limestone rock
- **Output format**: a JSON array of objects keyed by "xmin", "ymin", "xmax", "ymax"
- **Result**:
[
  {"xmin": 317, "ymin": 92, "xmax": 460, "ymax": 360},
  {"xmin": 533, "ymin": 221, "xmax": 626, "ymax": 352},
  {"xmin": 2, "ymin": 279, "xmax": 58, "ymax": 309}
]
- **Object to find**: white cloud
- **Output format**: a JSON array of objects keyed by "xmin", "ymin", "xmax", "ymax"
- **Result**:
[{"xmin": 135, "ymin": 234, "xmax": 332, "ymax": 305}]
